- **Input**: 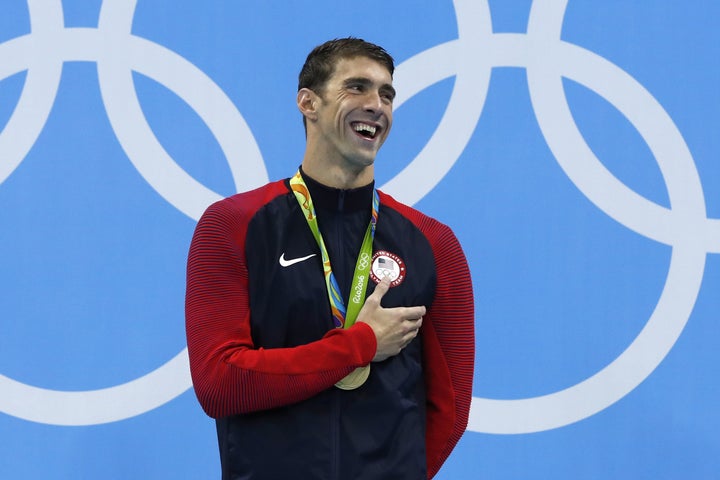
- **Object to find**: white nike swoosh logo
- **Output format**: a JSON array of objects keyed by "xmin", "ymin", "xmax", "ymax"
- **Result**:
[{"xmin": 279, "ymin": 253, "xmax": 317, "ymax": 267}]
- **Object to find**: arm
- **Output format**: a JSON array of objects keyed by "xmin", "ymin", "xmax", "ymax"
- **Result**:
[
  {"xmin": 422, "ymin": 224, "xmax": 475, "ymax": 479},
  {"xmin": 185, "ymin": 197, "xmax": 377, "ymax": 419}
]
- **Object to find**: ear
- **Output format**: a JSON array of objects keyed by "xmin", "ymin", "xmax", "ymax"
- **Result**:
[{"xmin": 297, "ymin": 88, "xmax": 319, "ymax": 122}]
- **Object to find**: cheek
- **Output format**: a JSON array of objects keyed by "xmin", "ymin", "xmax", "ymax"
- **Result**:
[{"xmin": 384, "ymin": 113, "xmax": 393, "ymax": 137}]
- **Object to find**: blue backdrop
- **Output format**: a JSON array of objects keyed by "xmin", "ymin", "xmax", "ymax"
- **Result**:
[{"xmin": 2, "ymin": 1, "xmax": 719, "ymax": 478}]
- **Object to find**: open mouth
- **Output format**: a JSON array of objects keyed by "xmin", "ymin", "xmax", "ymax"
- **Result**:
[{"xmin": 352, "ymin": 122, "xmax": 379, "ymax": 140}]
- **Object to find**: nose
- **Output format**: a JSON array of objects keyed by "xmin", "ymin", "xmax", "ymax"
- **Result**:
[{"xmin": 363, "ymin": 90, "xmax": 384, "ymax": 113}]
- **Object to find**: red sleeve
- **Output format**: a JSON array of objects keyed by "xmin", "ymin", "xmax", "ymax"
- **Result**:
[
  {"xmin": 185, "ymin": 184, "xmax": 377, "ymax": 419},
  {"xmin": 378, "ymin": 192, "xmax": 475, "ymax": 479},
  {"xmin": 421, "ymin": 223, "xmax": 474, "ymax": 478}
]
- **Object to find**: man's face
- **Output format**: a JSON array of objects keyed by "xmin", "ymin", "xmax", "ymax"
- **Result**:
[{"xmin": 311, "ymin": 56, "xmax": 395, "ymax": 170}]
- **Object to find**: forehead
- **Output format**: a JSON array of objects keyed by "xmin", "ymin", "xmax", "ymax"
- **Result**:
[{"xmin": 328, "ymin": 56, "xmax": 393, "ymax": 85}]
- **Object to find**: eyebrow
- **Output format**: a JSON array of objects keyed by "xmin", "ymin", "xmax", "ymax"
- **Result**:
[{"xmin": 343, "ymin": 77, "xmax": 396, "ymax": 100}]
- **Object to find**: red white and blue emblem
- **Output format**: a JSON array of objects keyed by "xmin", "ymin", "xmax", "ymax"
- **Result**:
[{"xmin": 370, "ymin": 250, "xmax": 406, "ymax": 287}]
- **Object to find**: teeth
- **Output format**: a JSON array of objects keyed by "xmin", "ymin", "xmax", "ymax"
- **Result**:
[{"xmin": 353, "ymin": 123, "xmax": 377, "ymax": 137}]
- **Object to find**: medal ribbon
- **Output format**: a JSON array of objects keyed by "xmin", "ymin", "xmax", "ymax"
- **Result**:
[{"xmin": 289, "ymin": 170, "xmax": 378, "ymax": 329}]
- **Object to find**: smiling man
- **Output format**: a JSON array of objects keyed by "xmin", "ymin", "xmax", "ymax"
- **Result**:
[
  {"xmin": 185, "ymin": 38, "xmax": 475, "ymax": 480},
  {"xmin": 298, "ymin": 54, "xmax": 395, "ymax": 183}
]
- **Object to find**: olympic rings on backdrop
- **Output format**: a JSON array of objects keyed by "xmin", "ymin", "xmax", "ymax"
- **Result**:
[{"xmin": 0, "ymin": 0, "xmax": 718, "ymax": 429}]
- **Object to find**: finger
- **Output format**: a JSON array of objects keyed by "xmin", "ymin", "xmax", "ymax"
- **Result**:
[
  {"xmin": 369, "ymin": 275, "xmax": 392, "ymax": 300},
  {"xmin": 401, "ymin": 330, "xmax": 419, "ymax": 349},
  {"xmin": 401, "ymin": 306, "xmax": 426, "ymax": 320},
  {"xmin": 401, "ymin": 317, "xmax": 422, "ymax": 335}
]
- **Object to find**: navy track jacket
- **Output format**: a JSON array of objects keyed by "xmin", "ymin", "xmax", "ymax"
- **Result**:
[{"xmin": 186, "ymin": 170, "xmax": 475, "ymax": 479}]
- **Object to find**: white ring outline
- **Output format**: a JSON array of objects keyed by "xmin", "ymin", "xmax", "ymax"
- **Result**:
[
  {"xmin": 0, "ymin": 0, "xmax": 717, "ymax": 429},
  {"xmin": 0, "ymin": 1, "xmax": 63, "ymax": 186},
  {"xmin": 0, "ymin": 0, "xmax": 266, "ymax": 425},
  {"xmin": 468, "ymin": 0, "xmax": 716, "ymax": 433}
]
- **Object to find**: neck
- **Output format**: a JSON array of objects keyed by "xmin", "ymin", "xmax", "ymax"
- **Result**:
[{"xmin": 300, "ymin": 158, "xmax": 374, "ymax": 190}]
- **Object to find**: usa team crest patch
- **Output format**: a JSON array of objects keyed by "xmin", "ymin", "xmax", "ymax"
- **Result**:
[{"xmin": 370, "ymin": 250, "xmax": 406, "ymax": 287}]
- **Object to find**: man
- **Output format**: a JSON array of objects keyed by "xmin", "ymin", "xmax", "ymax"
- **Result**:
[{"xmin": 186, "ymin": 38, "xmax": 474, "ymax": 479}]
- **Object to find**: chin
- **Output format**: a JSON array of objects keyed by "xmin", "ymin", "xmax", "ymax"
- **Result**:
[
  {"xmin": 342, "ymin": 150, "xmax": 377, "ymax": 169},
  {"xmin": 350, "ymin": 156, "xmax": 376, "ymax": 170}
]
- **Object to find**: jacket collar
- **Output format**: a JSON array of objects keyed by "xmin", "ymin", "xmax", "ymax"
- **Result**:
[{"xmin": 298, "ymin": 167, "xmax": 375, "ymax": 213}]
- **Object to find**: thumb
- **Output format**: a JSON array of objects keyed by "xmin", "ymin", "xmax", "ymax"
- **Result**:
[{"xmin": 369, "ymin": 275, "xmax": 391, "ymax": 301}]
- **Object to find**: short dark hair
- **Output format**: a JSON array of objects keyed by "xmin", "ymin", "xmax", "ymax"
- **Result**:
[{"xmin": 298, "ymin": 37, "xmax": 395, "ymax": 95}]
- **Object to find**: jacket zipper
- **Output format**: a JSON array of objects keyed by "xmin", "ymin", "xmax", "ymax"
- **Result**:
[
  {"xmin": 331, "ymin": 389, "xmax": 340, "ymax": 479},
  {"xmin": 331, "ymin": 189, "xmax": 345, "ymax": 479}
]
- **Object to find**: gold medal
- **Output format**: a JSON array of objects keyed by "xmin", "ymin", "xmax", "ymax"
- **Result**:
[{"xmin": 335, "ymin": 365, "xmax": 370, "ymax": 390}]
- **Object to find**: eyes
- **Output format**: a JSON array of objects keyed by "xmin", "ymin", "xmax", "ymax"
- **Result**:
[
  {"xmin": 380, "ymin": 89, "xmax": 396, "ymax": 104},
  {"xmin": 345, "ymin": 81, "xmax": 396, "ymax": 105}
]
